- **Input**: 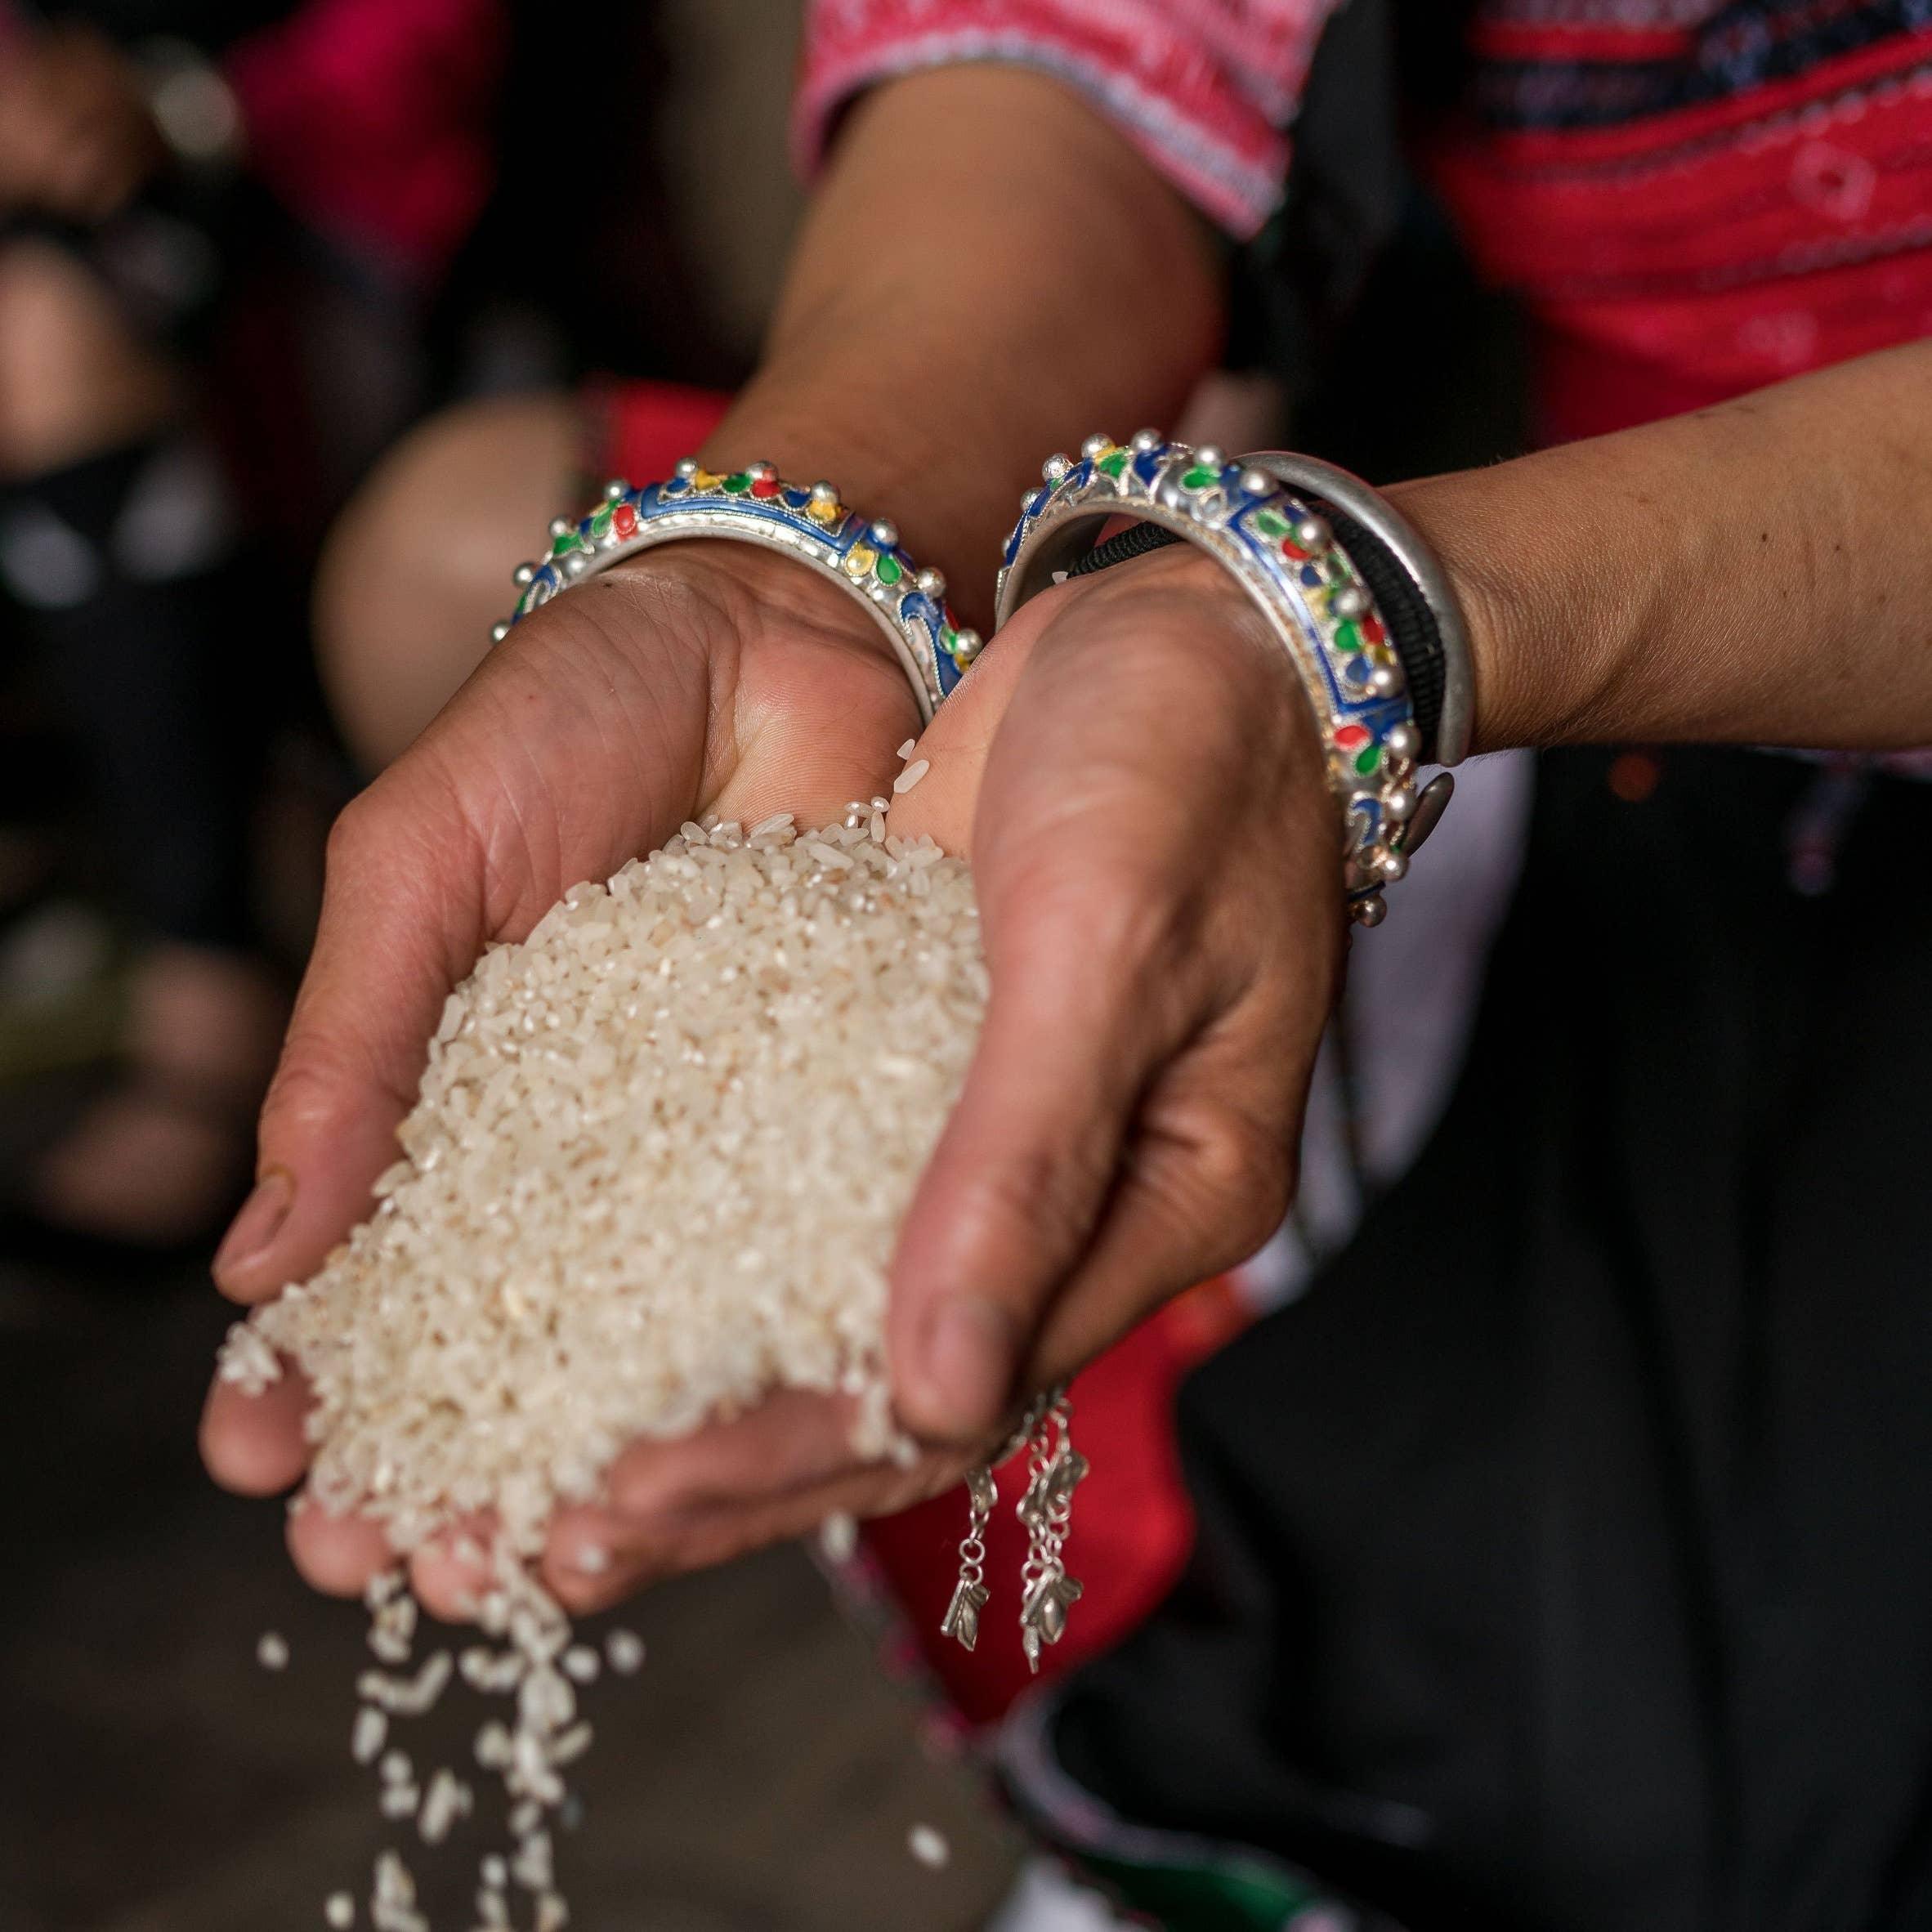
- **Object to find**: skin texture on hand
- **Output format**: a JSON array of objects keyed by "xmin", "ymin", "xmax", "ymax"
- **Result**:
[
  {"xmin": 200, "ymin": 539, "xmax": 1344, "ymax": 1619},
  {"xmin": 886, "ymin": 544, "xmax": 1342, "ymax": 1444},
  {"xmin": 199, "ymin": 539, "xmax": 928, "ymax": 1603}
]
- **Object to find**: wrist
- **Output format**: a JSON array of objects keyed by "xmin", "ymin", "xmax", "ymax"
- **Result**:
[
  {"xmin": 605, "ymin": 538, "xmax": 897, "ymax": 668},
  {"xmin": 1048, "ymin": 534, "xmax": 1334, "ymax": 769},
  {"xmin": 1384, "ymin": 470, "xmax": 1539, "ymax": 756}
]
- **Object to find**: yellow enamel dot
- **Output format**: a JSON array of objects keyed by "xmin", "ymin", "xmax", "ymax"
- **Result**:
[
  {"xmin": 807, "ymin": 496, "xmax": 843, "ymax": 525},
  {"xmin": 690, "ymin": 468, "xmax": 722, "ymax": 491},
  {"xmin": 844, "ymin": 543, "xmax": 877, "ymax": 578}
]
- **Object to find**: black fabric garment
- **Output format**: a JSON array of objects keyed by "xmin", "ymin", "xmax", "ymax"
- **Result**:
[
  {"xmin": 30, "ymin": 0, "xmax": 300, "ymax": 56},
  {"xmin": 1042, "ymin": 749, "xmax": 1932, "ymax": 1932},
  {"xmin": 2, "ymin": 443, "xmax": 264, "ymax": 949}
]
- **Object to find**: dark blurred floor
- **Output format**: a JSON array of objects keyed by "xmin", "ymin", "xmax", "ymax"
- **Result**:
[{"xmin": 0, "ymin": 1255, "xmax": 1022, "ymax": 1931}]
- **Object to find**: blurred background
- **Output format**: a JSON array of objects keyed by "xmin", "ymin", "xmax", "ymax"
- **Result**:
[
  {"xmin": 0, "ymin": 4, "xmax": 1033, "ymax": 1925},
  {"xmin": 0, "ymin": 1, "xmax": 1527, "ymax": 1924}
]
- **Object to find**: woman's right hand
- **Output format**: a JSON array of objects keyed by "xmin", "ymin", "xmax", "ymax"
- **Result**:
[{"xmin": 197, "ymin": 540, "xmax": 925, "ymax": 1587}]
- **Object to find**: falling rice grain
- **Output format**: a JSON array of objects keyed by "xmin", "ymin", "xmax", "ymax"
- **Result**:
[
  {"xmin": 351, "ymin": 1706, "xmax": 388, "ymax": 1765},
  {"xmin": 892, "ymin": 758, "xmax": 930, "ymax": 794},
  {"xmin": 257, "ymin": 1631, "xmax": 290, "ymax": 1671},
  {"xmin": 217, "ymin": 820, "xmax": 986, "ymax": 1927}
]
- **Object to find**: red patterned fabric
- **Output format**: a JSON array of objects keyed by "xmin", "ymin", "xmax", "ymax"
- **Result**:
[
  {"xmin": 1437, "ymin": 11, "xmax": 1932, "ymax": 441},
  {"xmin": 798, "ymin": 1, "xmax": 1932, "ymax": 440},
  {"xmin": 796, "ymin": 0, "xmax": 1336, "ymax": 237}
]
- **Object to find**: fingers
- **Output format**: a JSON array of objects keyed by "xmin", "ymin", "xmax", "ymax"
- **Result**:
[
  {"xmin": 887, "ymin": 862, "xmax": 1194, "ymax": 1443},
  {"xmin": 212, "ymin": 576, "xmax": 721, "ymax": 1304},
  {"xmin": 287, "ymin": 1501, "xmax": 396, "ymax": 1599},
  {"xmin": 602, "ymin": 1389, "xmax": 861, "ymax": 1518},
  {"xmin": 885, "ymin": 558, "xmax": 1337, "ymax": 1443},
  {"xmin": 409, "ymin": 1515, "xmax": 499, "ymax": 1620},
  {"xmin": 538, "ymin": 1393, "xmax": 969, "ymax": 1612},
  {"xmin": 199, "ymin": 1367, "xmax": 314, "ymax": 1496},
  {"xmin": 1026, "ymin": 1009, "xmax": 1308, "ymax": 1387},
  {"xmin": 213, "ymin": 776, "xmax": 485, "ymax": 1303}
]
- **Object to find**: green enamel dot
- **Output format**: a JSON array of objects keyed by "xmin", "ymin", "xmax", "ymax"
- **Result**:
[
  {"xmin": 1333, "ymin": 619, "xmax": 1363, "ymax": 655},
  {"xmin": 1353, "ymin": 745, "xmax": 1384, "ymax": 777},
  {"xmin": 1181, "ymin": 466, "xmax": 1219, "ymax": 490},
  {"xmin": 1098, "ymin": 449, "xmax": 1128, "ymax": 478},
  {"xmin": 590, "ymin": 506, "xmax": 614, "ymax": 538},
  {"xmin": 722, "ymin": 472, "xmax": 751, "ymax": 494},
  {"xmin": 941, "ymin": 624, "xmax": 959, "ymax": 651},
  {"xmin": 875, "ymin": 553, "xmax": 903, "ymax": 585},
  {"xmin": 1254, "ymin": 508, "xmax": 1289, "ymax": 537},
  {"xmin": 549, "ymin": 530, "xmax": 579, "ymax": 557}
]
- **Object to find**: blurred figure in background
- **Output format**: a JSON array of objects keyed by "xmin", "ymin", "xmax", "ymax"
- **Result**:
[{"xmin": 0, "ymin": 0, "xmax": 504, "ymax": 1250}]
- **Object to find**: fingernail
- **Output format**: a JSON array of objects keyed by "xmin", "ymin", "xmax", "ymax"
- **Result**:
[
  {"xmin": 922, "ymin": 1295, "xmax": 1017, "ymax": 1436},
  {"xmin": 214, "ymin": 1169, "xmax": 294, "ymax": 1283}
]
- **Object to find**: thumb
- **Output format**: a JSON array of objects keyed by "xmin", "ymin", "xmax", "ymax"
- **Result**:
[
  {"xmin": 886, "ymin": 872, "xmax": 1188, "ymax": 1443},
  {"xmin": 212, "ymin": 778, "xmax": 485, "ymax": 1302}
]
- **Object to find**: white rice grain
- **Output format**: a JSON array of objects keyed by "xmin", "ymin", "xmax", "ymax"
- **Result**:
[{"xmin": 218, "ymin": 819, "xmax": 986, "ymax": 1929}]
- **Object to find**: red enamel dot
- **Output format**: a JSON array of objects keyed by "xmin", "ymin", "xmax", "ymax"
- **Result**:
[
  {"xmin": 1362, "ymin": 611, "xmax": 1386, "ymax": 644},
  {"xmin": 612, "ymin": 502, "xmax": 639, "ymax": 538},
  {"xmin": 1335, "ymin": 724, "xmax": 1371, "ymax": 752},
  {"xmin": 1281, "ymin": 538, "xmax": 1311, "ymax": 561},
  {"xmin": 750, "ymin": 476, "xmax": 781, "ymax": 499}
]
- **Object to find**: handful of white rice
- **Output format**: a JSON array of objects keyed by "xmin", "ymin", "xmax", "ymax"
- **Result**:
[{"xmin": 218, "ymin": 791, "xmax": 983, "ymax": 1930}]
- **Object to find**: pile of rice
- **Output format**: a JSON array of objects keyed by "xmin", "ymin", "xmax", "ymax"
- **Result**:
[{"xmin": 219, "ymin": 780, "xmax": 983, "ymax": 1930}]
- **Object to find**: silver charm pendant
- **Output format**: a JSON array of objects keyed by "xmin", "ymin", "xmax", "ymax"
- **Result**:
[
  {"xmin": 940, "ymin": 1576, "xmax": 990, "ymax": 1652},
  {"xmin": 941, "ymin": 1389, "xmax": 1088, "ymax": 1666},
  {"xmin": 1016, "ymin": 1393, "xmax": 1087, "ymax": 1673},
  {"xmin": 941, "ymin": 1465, "xmax": 996, "ymax": 1652}
]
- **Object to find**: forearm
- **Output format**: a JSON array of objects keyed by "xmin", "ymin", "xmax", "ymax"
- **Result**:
[
  {"xmin": 1396, "ymin": 340, "xmax": 1932, "ymax": 754},
  {"xmin": 697, "ymin": 65, "xmax": 1223, "ymax": 628}
]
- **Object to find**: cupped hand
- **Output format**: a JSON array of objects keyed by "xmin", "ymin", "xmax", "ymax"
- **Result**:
[
  {"xmin": 204, "ymin": 538, "xmax": 1347, "ymax": 1621},
  {"xmin": 887, "ymin": 541, "xmax": 1344, "ymax": 1438},
  {"xmin": 427, "ymin": 541, "xmax": 1348, "ymax": 1621},
  {"xmin": 199, "ymin": 542, "xmax": 927, "ymax": 1596}
]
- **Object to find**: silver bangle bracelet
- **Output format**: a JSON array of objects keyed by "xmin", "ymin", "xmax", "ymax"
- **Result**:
[
  {"xmin": 494, "ymin": 462, "xmax": 982, "ymax": 723},
  {"xmin": 995, "ymin": 431, "xmax": 1455, "ymax": 925},
  {"xmin": 1237, "ymin": 451, "xmax": 1474, "ymax": 767}
]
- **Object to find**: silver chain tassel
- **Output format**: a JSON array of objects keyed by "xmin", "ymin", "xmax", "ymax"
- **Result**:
[
  {"xmin": 1016, "ymin": 1390, "xmax": 1088, "ymax": 1671},
  {"xmin": 940, "ymin": 1385, "xmax": 1087, "ymax": 1668},
  {"xmin": 938, "ymin": 1465, "xmax": 995, "ymax": 1651}
]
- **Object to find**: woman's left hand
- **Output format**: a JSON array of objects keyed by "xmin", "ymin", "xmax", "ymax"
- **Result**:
[{"xmin": 504, "ymin": 540, "xmax": 1347, "ymax": 1617}]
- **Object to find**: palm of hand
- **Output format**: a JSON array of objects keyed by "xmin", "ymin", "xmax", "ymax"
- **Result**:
[
  {"xmin": 203, "ymin": 539, "xmax": 1346, "ymax": 1622},
  {"xmin": 201, "ymin": 544, "xmax": 933, "ymax": 1602}
]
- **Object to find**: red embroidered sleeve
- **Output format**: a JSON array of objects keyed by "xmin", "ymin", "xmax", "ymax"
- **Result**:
[{"xmin": 795, "ymin": 0, "xmax": 1338, "ymax": 239}]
